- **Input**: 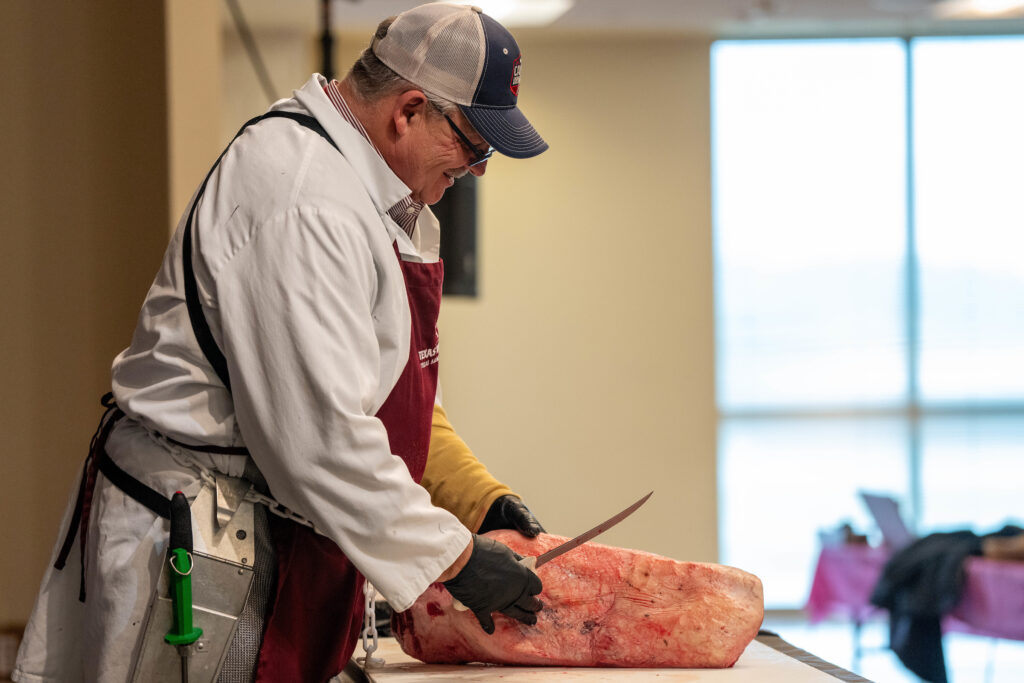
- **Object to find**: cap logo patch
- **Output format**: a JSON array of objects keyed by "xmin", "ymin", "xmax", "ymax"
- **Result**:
[{"xmin": 510, "ymin": 55, "xmax": 521, "ymax": 97}]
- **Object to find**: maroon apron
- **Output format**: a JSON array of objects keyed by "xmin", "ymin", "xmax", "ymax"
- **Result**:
[{"xmin": 254, "ymin": 246, "xmax": 443, "ymax": 682}]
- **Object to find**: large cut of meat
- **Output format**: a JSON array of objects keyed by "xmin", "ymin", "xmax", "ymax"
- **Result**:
[{"xmin": 392, "ymin": 530, "xmax": 764, "ymax": 668}]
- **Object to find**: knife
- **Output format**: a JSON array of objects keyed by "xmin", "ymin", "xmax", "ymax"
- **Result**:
[
  {"xmin": 164, "ymin": 492, "xmax": 203, "ymax": 683},
  {"xmin": 453, "ymin": 491, "xmax": 653, "ymax": 611},
  {"xmin": 519, "ymin": 490, "xmax": 653, "ymax": 571}
]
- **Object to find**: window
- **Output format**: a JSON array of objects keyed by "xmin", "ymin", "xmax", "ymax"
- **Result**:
[{"xmin": 712, "ymin": 36, "xmax": 1024, "ymax": 608}]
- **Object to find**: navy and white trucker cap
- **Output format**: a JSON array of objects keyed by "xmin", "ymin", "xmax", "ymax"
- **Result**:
[{"xmin": 371, "ymin": 2, "xmax": 548, "ymax": 159}]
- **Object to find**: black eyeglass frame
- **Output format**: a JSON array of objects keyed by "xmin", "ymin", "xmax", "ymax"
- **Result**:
[{"xmin": 442, "ymin": 113, "xmax": 494, "ymax": 168}]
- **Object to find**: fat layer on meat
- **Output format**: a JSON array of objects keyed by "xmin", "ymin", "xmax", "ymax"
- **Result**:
[{"xmin": 392, "ymin": 530, "xmax": 764, "ymax": 668}]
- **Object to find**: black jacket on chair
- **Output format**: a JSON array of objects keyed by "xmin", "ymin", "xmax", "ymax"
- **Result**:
[{"xmin": 870, "ymin": 526, "xmax": 1022, "ymax": 683}]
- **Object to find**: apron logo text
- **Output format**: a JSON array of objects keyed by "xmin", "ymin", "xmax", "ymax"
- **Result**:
[{"xmin": 418, "ymin": 344, "xmax": 439, "ymax": 368}]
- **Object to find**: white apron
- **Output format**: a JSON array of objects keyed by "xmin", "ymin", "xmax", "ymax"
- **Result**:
[{"xmin": 14, "ymin": 415, "xmax": 250, "ymax": 682}]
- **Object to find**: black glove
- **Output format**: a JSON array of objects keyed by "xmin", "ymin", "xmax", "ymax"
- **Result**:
[
  {"xmin": 443, "ymin": 534, "xmax": 543, "ymax": 634},
  {"xmin": 477, "ymin": 495, "xmax": 545, "ymax": 538}
]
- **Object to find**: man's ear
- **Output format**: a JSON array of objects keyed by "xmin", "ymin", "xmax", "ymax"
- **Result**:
[{"xmin": 393, "ymin": 90, "xmax": 430, "ymax": 138}]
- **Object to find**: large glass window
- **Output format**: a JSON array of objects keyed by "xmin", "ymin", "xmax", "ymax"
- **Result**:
[
  {"xmin": 713, "ymin": 36, "xmax": 1024, "ymax": 608},
  {"xmin": 913, "ymin": 37, "xmax": 1024, "ymax": 404},
  {"xmin": 713, "ymin": 40, "xmax": 908, "ymax": 411}
]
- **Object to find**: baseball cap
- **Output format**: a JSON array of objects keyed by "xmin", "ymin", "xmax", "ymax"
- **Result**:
[{"xmin": 371, "ymin": 3, "xmax": 548, "ymax": 159}]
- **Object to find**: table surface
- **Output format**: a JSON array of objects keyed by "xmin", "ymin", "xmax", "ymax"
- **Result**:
[{"xmin": 337, "ymin": 635, "xmax": 860, "ymax": 683}]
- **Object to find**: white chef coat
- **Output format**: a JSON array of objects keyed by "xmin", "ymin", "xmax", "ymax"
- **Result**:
[{"xmin": 14, "ymin": 73, "xmax": 471, "ymax": 682}]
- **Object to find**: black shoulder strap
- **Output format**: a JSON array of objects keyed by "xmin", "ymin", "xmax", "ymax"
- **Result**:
[{"xmin": 183, "ymin": 111, "xmax": 340, "ymax": 392}]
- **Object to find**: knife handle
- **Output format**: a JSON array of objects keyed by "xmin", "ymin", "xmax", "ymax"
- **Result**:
[{"xmin": 452, "ymin": 555, "xmax": 538, "ymax": 612}]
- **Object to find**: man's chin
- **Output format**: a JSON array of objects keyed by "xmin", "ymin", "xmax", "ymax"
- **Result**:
[
  {"xmin": 423, "ymin": 186, "xmax": 450, "ymax": 206},
  {"xmin": 419, "ymin": 173, "xmax": 462, "ymax": 205}
]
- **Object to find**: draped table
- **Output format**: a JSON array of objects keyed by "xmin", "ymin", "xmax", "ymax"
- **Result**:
[{"xmin": 805, "ymin": 543, "xmax": 1024, "ymax": 666}]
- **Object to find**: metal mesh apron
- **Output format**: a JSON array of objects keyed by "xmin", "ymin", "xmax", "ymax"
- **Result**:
[{"xmin": 218, "ymin": 503, "xmax": 276, "ymax": 683}]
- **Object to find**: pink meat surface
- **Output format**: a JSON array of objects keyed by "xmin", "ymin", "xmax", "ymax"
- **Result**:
[{"xmin": 392, "ymin": 530, "xmax": 764, "ymax": 668}]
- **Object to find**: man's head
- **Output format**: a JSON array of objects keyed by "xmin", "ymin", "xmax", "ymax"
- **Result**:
[{"xmin": 344, "ymin": 3, "xmax": 546, "ymax": 204}]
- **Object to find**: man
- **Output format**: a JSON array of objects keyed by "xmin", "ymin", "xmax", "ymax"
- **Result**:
[{"xmin": 14, "ymin": 4, "xmax": 548, "ymax": 681}]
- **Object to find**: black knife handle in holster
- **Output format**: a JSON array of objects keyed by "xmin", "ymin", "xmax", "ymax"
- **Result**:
[{"xmin": 169, "ymin": 491, "xmax": 193, "ymax": 555}]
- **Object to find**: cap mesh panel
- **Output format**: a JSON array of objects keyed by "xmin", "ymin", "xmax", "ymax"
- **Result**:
[{"xmin": 374, "ymin": 4, "xmax": 484, "ymax": 106}]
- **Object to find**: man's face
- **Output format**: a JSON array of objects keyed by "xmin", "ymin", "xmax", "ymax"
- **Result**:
[{"xmin": 392, "ymin": 102, "xmax": 488, "ymax": 205}]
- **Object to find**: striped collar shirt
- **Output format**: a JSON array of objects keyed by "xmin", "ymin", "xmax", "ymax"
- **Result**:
[{"xmin": 324, "ymin": 80, "xmax": 423, "ymax": 238}]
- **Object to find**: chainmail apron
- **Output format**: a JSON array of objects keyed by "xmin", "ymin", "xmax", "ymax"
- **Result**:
[{"xmin": 217, "ymin": 503, "xmax": 276, "ymax": 683}]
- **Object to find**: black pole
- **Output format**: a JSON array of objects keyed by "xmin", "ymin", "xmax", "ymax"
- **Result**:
[
  {"xmin": 320, "ymin": 0, "xmax": 335, "ymax": 81},
  {"xmin": 225, "ymin": 0, "xmax": 278, "ymax": 104}
]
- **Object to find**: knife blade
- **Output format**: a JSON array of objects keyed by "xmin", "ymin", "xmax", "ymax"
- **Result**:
[
  {"xmin": 520, "ymin": 490, "xmax": 653, "ymax": 571},
  {"xmin": 452, "ymin": 491, "xmax": 653, "ymax": 612}
]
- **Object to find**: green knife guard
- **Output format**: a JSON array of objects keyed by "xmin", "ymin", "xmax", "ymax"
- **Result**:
[{"xmin": 165, "ymin": 547, "xmax": 203, "ymax": 645}]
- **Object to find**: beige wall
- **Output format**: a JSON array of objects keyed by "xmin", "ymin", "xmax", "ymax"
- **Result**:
[
  {"xmin": 0, "ymin": 10, "xmax": 716, "ymax": 627},
  {"xmin": 221, "ymin": 19, "xmax": 323, "ymax": 147},
  {"xmin": 0, "ymin": 2, "xmax": 171, "ymax": 624},
  {"xmin": 167, "ymin": 0, "xmax": 224, "ymax": 232}
]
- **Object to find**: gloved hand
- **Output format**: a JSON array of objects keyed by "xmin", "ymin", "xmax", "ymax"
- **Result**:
[
  {"xmin": 443, "ymin": 534, "xmax": 543, "ymax": 634},
  {"xmin": 477, "ymin": 495, "xmax": 545, "ymax": 537}
]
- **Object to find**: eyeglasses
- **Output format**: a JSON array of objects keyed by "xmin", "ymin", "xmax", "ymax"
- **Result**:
[{"xmin": 442, "ymin": 113, "xmax": 494, "ymax": 168}]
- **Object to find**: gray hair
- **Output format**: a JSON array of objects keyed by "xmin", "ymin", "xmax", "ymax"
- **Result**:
[{"xmin": 347, "ymin": 17, "xmax": 458, "ymax": 118}]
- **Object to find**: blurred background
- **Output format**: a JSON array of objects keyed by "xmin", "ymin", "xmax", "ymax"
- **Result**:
[{"xmin": 2, "ymin": 1, "xmax": 1024, "ymax": 680}]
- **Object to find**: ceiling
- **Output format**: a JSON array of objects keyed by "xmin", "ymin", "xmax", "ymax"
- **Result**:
[{"xmin": 234, "ymin": 0, "xmax": 1024, "ymax": 37}]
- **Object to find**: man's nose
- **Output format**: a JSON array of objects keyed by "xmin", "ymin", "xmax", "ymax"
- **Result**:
[{"xmin": 469, "ymin": 160, "xmax": 488, "ymax": 177}]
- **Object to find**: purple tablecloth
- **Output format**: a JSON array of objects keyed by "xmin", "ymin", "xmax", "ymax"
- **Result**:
[{"xmin": 806, "ymin": 544, "xmax": 1024, "ymax": 641}]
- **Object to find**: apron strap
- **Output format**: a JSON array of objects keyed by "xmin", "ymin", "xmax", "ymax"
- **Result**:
[
  {"xmin": 95, "ymin": 450, "xmax": 172, "ymax": 521},
  {"xmin": 162, "ymin": 434, "xmax": 251, "ymax": 456},
  {"xmin": 54, "ymin": 394, "xmax": 124, "ymax": 572},
  {"xmin": 54, "ymin": 393, "xmax": 174, "ymax": 602},
  {"xmin": 183, "ymin": 111, "xmax": 340, "ymax": 393}
]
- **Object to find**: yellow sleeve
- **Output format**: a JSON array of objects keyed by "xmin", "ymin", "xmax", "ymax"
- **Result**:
[{"xmin": 421, "ymin": 403, "xmax": 516, "ymax": 531}]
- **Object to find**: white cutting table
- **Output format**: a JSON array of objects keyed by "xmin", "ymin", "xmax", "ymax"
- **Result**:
[{"xmin": 333, "ymin": 633, "xmax": 870, "ymax": 683}]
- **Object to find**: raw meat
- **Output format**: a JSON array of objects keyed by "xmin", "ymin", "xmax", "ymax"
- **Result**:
[{"xmin": 392, "ymin": 530, "xmax": 764, "ymax": 668}]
